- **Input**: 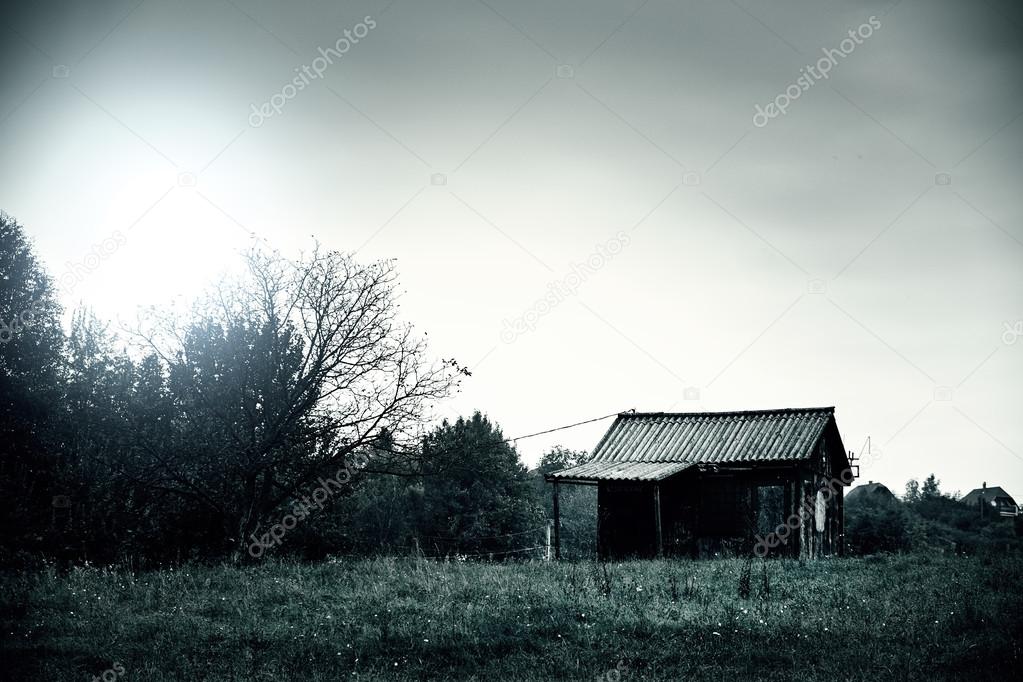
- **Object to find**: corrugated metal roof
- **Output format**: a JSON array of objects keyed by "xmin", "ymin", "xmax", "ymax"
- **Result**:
[
  {"xmin": 547, "ymin": 460, "xmax": 693, "ymax": 482},
  {"xmin": 587, "ymin": 407, "xmax": 834, "ymax": 464},
  {"xmin": 546, "ymin": 407, "xmax": 842, "ymax": 484}
]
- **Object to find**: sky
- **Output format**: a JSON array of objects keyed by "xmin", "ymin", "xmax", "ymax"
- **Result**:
[{"xmin": 1, "ymin": 0, "xmax": 1021, "ymax": 498}]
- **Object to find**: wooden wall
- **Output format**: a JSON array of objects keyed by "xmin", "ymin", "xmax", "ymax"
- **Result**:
[{"xmin": 595, "ymin": 451, "xmax": 848, "ymax": 559}]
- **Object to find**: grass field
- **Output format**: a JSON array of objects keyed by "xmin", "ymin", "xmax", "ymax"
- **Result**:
[{"xmin": 3, "ymin": 553, "xmax": 1021, "ymax": 680}]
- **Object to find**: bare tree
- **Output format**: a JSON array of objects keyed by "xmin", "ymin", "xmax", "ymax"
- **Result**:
[{"xmin": 130, "ymin": 244, "xmax": 465, "ymax": 559}]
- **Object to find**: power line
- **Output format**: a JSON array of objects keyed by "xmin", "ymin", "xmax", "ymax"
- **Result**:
[
  {"xmin": 352, "ymin": 408, "xmax": 630, "ymax": 467},
  {"xmin": 505, "ymin": 410, "xmax": 629, "ymax": 443}
]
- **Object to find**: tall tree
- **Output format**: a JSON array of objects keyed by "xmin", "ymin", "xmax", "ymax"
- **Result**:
[
  {"xmin": 419, "ymin": 412, "xmax": 544, "ymax": 557},
  {"xmin": 904, "ymin": 479, "xmax": 921, "ymax": 504},
  {"xmin": 130, "ymin": 245, "xmax": 465, "ymax": 559},
  {"xmin": 0, "ymin": 213, "xmax": 65, "ymax": 564}
]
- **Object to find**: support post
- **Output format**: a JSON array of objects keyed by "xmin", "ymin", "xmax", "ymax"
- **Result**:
[
  {"xmin": 552, "ymin": 481, "xmax": 561, "ymax": 560},
  {"xmin": 654, "ymin": 483, "xmax": 663, "ymax": 557}
]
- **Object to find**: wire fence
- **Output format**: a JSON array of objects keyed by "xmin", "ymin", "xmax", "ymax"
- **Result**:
[{"xmin": 336, "ymin": 524, "xmax": 554, "ymax": 561}]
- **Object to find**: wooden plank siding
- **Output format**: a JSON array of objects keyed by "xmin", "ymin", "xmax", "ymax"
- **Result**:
[{"xmin": 551, "ymin": 408, "xmax": 853, "ymax": 560}]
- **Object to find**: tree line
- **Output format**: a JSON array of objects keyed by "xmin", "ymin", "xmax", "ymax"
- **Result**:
[
  {"xmin": 845, "ymin": 474, "xmax": 1022, "ymax": 555},
  {"xmin": 0, "ymin": 213, "xmax": 594, "ymax": 568}
]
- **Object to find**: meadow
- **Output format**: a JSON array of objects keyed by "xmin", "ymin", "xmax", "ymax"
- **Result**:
[{"xmin": 2, "ymin": 553, "xmax": 1020, "ymax": 681}]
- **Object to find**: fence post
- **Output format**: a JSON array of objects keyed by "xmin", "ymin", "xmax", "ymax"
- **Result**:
[
  {"xmin": 553, "ymin": 481, "xmax": 561, "ymax": 560},
  {"xmin": 545, "ymin": 520, "xmax": 553, "ymax": 561}
]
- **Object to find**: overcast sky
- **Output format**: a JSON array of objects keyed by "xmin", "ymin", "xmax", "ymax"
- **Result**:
[{"xmin": 2, "ymin": 0, "xmax": 1021, "ymax": 498}]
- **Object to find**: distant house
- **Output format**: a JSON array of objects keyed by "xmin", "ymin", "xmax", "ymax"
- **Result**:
[
  {"xmin": 961, "ymin": 483, "xmax": 1019, "ymax": 518},
  {"xmin": 546, "ymin": 407, "xmax": 853, "ymax": 559},
  {"xmin": 846, "ymin": 481, "xmax": 897, "ymax": 506}
]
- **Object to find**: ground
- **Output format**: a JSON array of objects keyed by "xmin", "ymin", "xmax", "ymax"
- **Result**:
[{"xmin": 2, "ymin": 553, "xmax": 1021, "ymax": 680}]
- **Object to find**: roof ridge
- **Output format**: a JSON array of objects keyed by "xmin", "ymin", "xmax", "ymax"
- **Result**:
[{"xmin": 620, "ymin": 406, "xmax": 835, "ymax": 418}]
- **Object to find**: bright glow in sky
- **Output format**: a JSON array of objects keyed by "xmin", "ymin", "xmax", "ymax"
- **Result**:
[{"xmin": 2, "ymin": 0, "xmax": 1021, "ymax": 498}]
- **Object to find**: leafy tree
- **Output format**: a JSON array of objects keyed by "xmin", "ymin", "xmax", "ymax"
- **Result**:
[
  {"xmin": 534, "ymin": 446, "xmax": 596, "ymax": 559},
  {"xmin": 56, "ymin": 311, "xmax": 216, "ymax": 564},
  {"xmin": 904, "ymin": 479, "xmax": 921, "ymax": 504},
  {"xmin": 0, "ymin": 213, "xmax": 65, "ymax": 565},
  {"xmin": 128, "ymin": 245, "xmax": 465, "ymax": 560},
  {"xmin": 845, "ymin": 503, "xmax": 911, "ymax": 554},
  {"xmin": 846, "ymin": 483, "xmax": 910, "ymax": 554},
  {"xmin": 291, "ymin": 430, "xmax": 425, "ymax": 558},
  {"xmin": 921, "ymin": 474, "xmax": 941, "ymax": 499},
  {"xmin": 418, "ymin": 412, "xmax": 544, "ymax": 557}
]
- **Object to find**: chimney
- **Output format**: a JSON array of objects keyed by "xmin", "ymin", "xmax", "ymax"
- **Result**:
[{"xmin": 868, "ymin": 480, "xmax": 873, "ymax": 484}]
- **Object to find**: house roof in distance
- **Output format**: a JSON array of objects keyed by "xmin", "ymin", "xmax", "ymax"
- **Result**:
[
  {"xmin": 846, "ymin": 481, "xmax": 896, "ymax": 504},
  {"xmin": 961, "ymin": 486, "xmax": 1016, "ymax": 506},
  {"xmin": 548, "ymin": 407, "xmax": 847, "ymax": 483}
]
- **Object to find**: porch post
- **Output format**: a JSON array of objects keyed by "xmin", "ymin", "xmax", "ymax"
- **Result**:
[
  {"xmin": 654, "ymin": 482, "xmax": 663, "ymax": 557},
  {"xmin": 553, "ymin": 481, "xmax": 561, "ymax": 560}
]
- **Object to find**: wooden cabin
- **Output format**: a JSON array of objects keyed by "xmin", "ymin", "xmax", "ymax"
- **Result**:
[{"xmin": 545, "ymin": 407, "xmax": 854, "ymax": 559}]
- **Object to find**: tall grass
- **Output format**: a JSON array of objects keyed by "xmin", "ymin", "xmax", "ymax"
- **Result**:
[{"xmin": 2, "ymin": 553, "xmax": 1020, "ymax": 680}]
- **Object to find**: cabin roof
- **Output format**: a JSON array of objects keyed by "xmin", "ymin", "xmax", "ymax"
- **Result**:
[{"xmin": 548, "ymin": 407, "xmax": 843, "ymax": 483}]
